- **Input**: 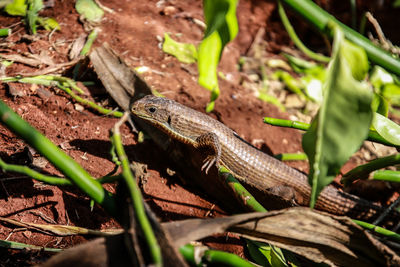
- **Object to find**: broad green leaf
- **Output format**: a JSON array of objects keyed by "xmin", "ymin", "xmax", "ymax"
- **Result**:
[
  {"xmin": 162, "ymin": 33, "xmax": 197, "ymax": 64},
  {"xmin": 75, "ymin": 0, "xmax": 104, "ymax": 22},
  {"xmin": 372, "ymin": 112, "xmax": 400, "ymax": 146},
  {"xmin": 341, "ymin": 40, "xmax": 369, "ymax": 81},
  {"xmin": 198, "ymin": 0, "xmax": 238, "ymax": 110},
  {"xmin": 4, "ymin": 0, "xmax": 27, "ymax": 16},
  {"xmin": 302, "ymin": 27, "xmax": 372, "ymax": 208},
  {"xmin": 301, "ymin": 76, "xmax": 323, "ymax": 103}
]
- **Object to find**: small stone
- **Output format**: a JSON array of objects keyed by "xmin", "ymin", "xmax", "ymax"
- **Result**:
[{"xmin": 162, "ymin": 6, "xmax": 177, "ymax": 16}]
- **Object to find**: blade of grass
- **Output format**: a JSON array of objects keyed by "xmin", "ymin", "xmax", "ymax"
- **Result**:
[{"xmin": 0, "ymin": 239, "xmax": 61, "ymax": 252}]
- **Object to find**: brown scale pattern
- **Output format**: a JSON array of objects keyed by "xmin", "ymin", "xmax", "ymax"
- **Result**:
[{"xmin": 131, "ymin": 95, "xmax": 390, "ymax": 220}]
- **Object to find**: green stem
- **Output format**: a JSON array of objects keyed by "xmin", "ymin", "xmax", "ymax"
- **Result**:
[
  {"xmin": 371, "ymin": 170, "xmax": 400, "ymax": 183},
  {"xmin": 81, "ymin": 28, "xmax": 99, "ymax": 56},
  {"xmin": 0, "ymin": 75, "xmax": 85, "ymax": 94},
  {"xmin": 280, "ymin": 0, "xmax": 400, "ymax": 76},
  {"xmin": 277, "ymin": 0, "xmax": 330, "ymax": 63},
  {"xmin": 353, "ymin": 220, "xmax": 400, "ymax": 242},
  {"xmin": 58, "ymin": 85, "xmax": 123, "ymax": 117},
  {"xmin": 219, "ymin": 166, "xmax": 267, "ymax": 212},
  {"xmin": 263, "ymin": 117, "xmax": 397, "ymax": 147},
  {"xmin": 180, "ymin": 244, "xmax": 254, "ymax": 267},
  {"xmin": 274, "ymin": 153, "xmax": 308, "ymax": 161},
  {"xmin": 341, "ymin": 154, "xmax": 400, "ymax": 185},
  {"xmin": 0, "ymin": 100, "xmax": 117, "ymax": 215},
  {"xmin": 0, "ymin": 158, "xmax": 122, "ymax": 185},
  {"xmin": 111, "ymin": 113, "xmax": 162, "ymax": 266},
  {"xmin": 0, "ymin": 28, "xmax": 11, "ymax": 37}
]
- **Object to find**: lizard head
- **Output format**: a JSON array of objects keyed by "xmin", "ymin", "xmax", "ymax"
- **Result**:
[{"xmin": 130, "ymin": 95, "xmax": 173, "ymax": 127}]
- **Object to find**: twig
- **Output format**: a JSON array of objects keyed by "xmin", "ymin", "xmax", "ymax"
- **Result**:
[{"xmin": 366, "ymin": 12, "xmax": 390, "ymax": 50}]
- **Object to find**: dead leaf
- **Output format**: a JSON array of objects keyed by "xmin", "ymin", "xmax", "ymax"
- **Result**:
[{"xmin": 164, "ymin": 207, "xmax": 400, "ymax": 266}]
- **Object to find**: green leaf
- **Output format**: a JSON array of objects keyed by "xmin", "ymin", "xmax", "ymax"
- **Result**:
[
  {"xmin": 341, "ymin": 39, "xmax": 369, "ymax": 81},
  {"xmin": 37, "ymin": 17, "xmax": 60, "ymax": 31},
  {"xmin": 258, "ymin": 91, "xmax": 286, "ymax": 111},
  {"xmin": 301, "ymin": 76, "xmax": 323, "ymax": 103},
  {"xmin": 372, "ymin": 112, "xmax": 400, "ymax": 146},
  {"xmin": 283, "ymin": 53, "xmax": 317, "ymax": 73},
  {"xmin": 162, "ymin": 33, "xmax": 197, "ymax": 64},
  {"xmin": 383, "ymin": 83, "xmax": 400, "ymax": 106},
  {"xmin": 4, "ymin": 0, "xmax": 27, "ymax": 16},
  {"xmin": 247, "ymin": 240, "xmax": 299, "ymax": 267},
  {"xmin": 75, "ymin": 0, "xmax": 104, "ymax": 22},
  {"xmin": 371, "ymin": 93, "xmax": 389, "ymax": 117},
  {"xmin": 198, "ymin": 0, "xmax": 238, "ymax": 110},
  {"xmin": 273, "ymin": 70, "xmax": 306, "ymax": 98},
  {"xmin": 370, "ymin": 65, "xmax": 394, "ymax": 90},
  {"xmin": 302, "ymin": 26, "xmax": 373, "ymax": 208},
  {"xmin": 26, "ymin": 0, "xmax": 44, "ymax": 34}
]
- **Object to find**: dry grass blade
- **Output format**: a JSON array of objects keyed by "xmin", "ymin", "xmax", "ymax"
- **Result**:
[
  {"xmin": 164, "ymin": 207, "xmax": 400, "ymax": 266},
  {"xmin": 0, "ymin": 217, "xmax": 123, "ymax": 237}
]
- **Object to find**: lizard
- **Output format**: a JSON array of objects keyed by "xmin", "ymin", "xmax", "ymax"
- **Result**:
[{"xmin": 131, "ymin": 95, "xmax": 395, "ymax": 220}]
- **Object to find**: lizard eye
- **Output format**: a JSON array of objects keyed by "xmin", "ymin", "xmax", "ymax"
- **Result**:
[{"xmin": 148, "ymin": 107, "xmax": 157, "ymax": 113}]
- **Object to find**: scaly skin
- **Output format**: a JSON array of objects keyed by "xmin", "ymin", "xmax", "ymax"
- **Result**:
[{"xmin": 131, "ymin": 95, "xmax": 390, "ymax": 220}]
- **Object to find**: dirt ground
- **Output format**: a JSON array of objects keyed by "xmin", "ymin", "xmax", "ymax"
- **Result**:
[{"xmin": 0, "ymin": 0, "xmax": 399, "ymax": 265}]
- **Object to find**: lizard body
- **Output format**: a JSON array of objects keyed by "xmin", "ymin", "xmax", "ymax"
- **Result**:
[{"xmin": 131, "ymin": 95, "xmax": 390, "ymax": 220}]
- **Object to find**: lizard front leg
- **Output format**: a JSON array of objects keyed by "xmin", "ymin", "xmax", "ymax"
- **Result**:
[{"xmin": 194, "ymin": 132, "xmax": 221, "ymax": 174}]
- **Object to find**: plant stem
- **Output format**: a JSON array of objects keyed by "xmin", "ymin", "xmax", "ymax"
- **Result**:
[
  {"xmin": 371, "ymin": 170, "xmax": 400, "ymax": 183},
  {"xmin": 0, "ymin": 99, "xmax": 117, "ymax": 215},
  {"xmin": 180, "ymin": 244, "xmax": 254, "ymax": 267},
  {"xmin": 264, "ymin": 117, "xmax": 397, "ymax": 147},
  {"xmin": 219, "ymin": 166, "xmax": 267, "ymax": 212},
  {"xmin": 353, "ymin": 220, "xmax": 400, "ymax": 242},
  {"xmin": 341, "ymin": 154, "xmax": 400, "ymax": 185},
  {"xmin": 58, "ymin": 85, "xmax": 123, "ymax": 117},
  {"xmin": 0, "ymin": 28, "xmax": 11, "ymax": 37},
  {"xmin": 111, "ymin": 112, "xmax": 162, "ymax": 266},
  {"xmin": 274, "ymin": 153, "xmax": 308, "ymax": 161},
  {"xmin": 281, "ymin": 0, "xmax": 400, "ymax": 76},
  {"xmin": 277, "ymin": 0, "xmax": 330, "ymax": 63}
]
